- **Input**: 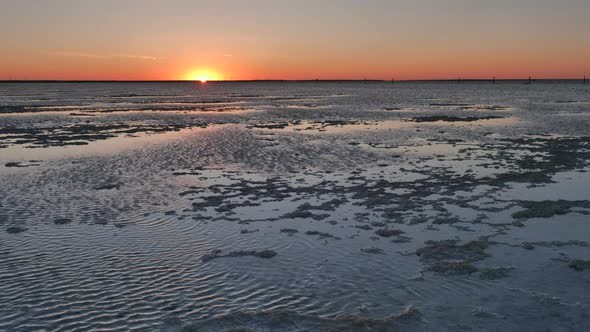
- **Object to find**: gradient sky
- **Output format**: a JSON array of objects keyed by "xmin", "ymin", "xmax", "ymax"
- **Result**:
[{"xmin": 1, "ymin": 0, "xmax": 589, "ymax": 80}]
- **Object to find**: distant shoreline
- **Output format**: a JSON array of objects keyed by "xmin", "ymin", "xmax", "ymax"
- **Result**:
[{"xmin": 0, "ymin": 79, "xmax": 587, "ymax": 83}]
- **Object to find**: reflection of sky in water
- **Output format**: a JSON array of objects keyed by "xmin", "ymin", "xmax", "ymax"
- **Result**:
[
  {"xmin": 497, "ymin": 169, "xmax": 590, "ymax": 201},
  {"xmin": 0, "ymin": 127, "xmax": 211, "ymax": 164}
]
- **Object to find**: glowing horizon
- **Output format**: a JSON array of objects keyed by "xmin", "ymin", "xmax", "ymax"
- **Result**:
[{"xmin": 1, "ymin": 0, "xmax": 589, "ymax": 81}]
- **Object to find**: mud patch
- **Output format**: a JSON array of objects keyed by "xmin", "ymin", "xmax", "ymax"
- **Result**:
[
  {"xmin": 407, "ymin": 115, "xmax": 503, "ymax": 123},
  {"xmin": 5, "ymin": 226, "xmax": 27, "ymax": 234},
  {"xmin": 4, "ymin": 160, "xmax": 42, "ymax": 168},
  {"xmin": 478, "ymin": 267, "xmax": 513, "ymax": 280},
  {"xmin": 375, "ymin": 228, "xmax": 404, "ymax": 237},
  {"xmin": 417, "ymin": 240, "xmax": 490, "ymax": 275},
  {"xmin": 53, "ymin": 218, "xmax": 73, "ymax": 225},
  {"xmin": 512, "ymin": 200, "xmax": 590, "ymax": 219},
  {"xmin": 201, "ymin": 250, "xmax": 278, "ymax": 262},
  {"xmin": 361, "ymin": 247, "xmax": 385, "ymax": 255},
  {"xmin": 280, "ymin": 228, "xmax": 299, "ymax": 235},
  {"xmin": 568, "ymin": 259, "xmax": 590, "ymax": 271}
]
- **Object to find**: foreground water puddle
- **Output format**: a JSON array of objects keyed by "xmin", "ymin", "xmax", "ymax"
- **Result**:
[{"xmin": 0, "ymin": 126, "xmax": 217, "ymax": 164}]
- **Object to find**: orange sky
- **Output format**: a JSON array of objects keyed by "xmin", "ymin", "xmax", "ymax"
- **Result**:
[{"xmin": 1, "ymin": 0, "xmax": 589, "ymax": 80}]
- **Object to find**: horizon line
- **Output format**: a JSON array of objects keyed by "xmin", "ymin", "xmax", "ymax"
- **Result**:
[{"xmin": 1, "ymin": 78, "xmax": 588, "ymax": 83}]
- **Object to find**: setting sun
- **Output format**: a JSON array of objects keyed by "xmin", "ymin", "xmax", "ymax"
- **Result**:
[{"xmin": 185, "ymin": 69, "xmax": 220, "ymax": 82}]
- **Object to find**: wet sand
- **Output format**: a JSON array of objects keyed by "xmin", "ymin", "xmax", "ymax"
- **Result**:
[{"xmin": 1, "ymin": 81, "xmax": 589, "ymax": 331}]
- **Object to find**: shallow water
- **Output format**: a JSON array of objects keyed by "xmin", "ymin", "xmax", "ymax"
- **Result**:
[{"xmin": 1, "ymin": 81, "xmax": 590, "ymax": 331}]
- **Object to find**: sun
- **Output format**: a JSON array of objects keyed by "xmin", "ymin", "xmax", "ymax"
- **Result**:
[{"xmin": 185, "ymin": 69, "xmax": 220, "ymax": 82}]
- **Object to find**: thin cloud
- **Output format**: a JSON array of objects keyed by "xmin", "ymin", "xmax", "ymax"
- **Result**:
[
  {"xmin": 48, "ymin": 51, "xmax": 157, "ymax": 61},
  {"xmin": 48, "ymin": 51, "xmax": 107, "ymax": 59},
  {"xmin": 116, "ymin": 54, "xmax": 158, "ymax": 60}
]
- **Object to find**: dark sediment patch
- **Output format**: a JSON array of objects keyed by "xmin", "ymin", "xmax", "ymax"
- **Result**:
[
  {"xmin": 53, "ymin": 218, "xmax": 73, "ymax": 225},
  {"xmin": 417, "ymin": 240, "xmax": 489, "ymax": 262},
  {"xmin": 94, "ymin": 183, "xmax": 122, "ymax": 190},
  {"xmin": 269, "ymin": 97, "xmax": 312, "ymax": 102},
  {"xmin": 247, "ymin": 122, "xmax": 294, "ymax": 129},
  {"xmin": 305, "ymin": 230, "xmax": 341, "ymax": 240},
  {"xmin": 172, "ymin": 170, "xmax": 203, "ymax": 176},
  {"xmin": 429, "ymin": 103, "xmax": 473, "ymax": 107},
  {"xmin": 361, "ymin": 247, "xmax": 385, "ymax": 255},
  {"xmin": 512, "ymin": 200, "xmax": 590, "ymax": 219},
  {"xmin": 417, "ymin": 240, "xmax": 490, "ymax": 275},
  {"xmin": 568, "ymin": 259, "xmax": 590, "ymax": 271},
  {"xmin": 201, "ymin": 250, "xmax": 277, "ymax": 262},
  {"xmin": 521, "ymin": 240, "xmax": 590, "ymax": 248},
  {"xmin": 355, "ymin": 224, "xmax": 373, "ymax": 231},
  {"xmin": 519, "ymin": 240, "xmax": 590, "ymax": 250},
  {"xmin": 6, "ymin": 226, "xmax": 27, "ymax": 234},
  {"xmin": 375, "ymin": 228, "xmax": 404, "ymax": 237},
  {"xmin": 247, "ymin": 119, "xmax": 374, "ymax": 133},
  {"xmin": 392, "ymin": 236, "xmax": 412, "ymax": 243},
  {"xmin": 240, "ymin": 229, "xmax": 259, "ymax": 234},
  {"xmin": 460, "ymin": 105, "xmax": 510, "ymax": 111},
  {"xmin": 5, "ymin": 162, "xmax": 26, "ymax": 168},
  {"xmin": 553, "ymin": 100, "xmax": 587, "ymax": 104},
  {"xmin": 280, "ymin": 228, "xmax": 299, "ymax": 235},
  {"xmin": 281, "ymin": 210, "xmax": 330, "ymax": 221},
  {"xmin": 407, "ymin": 116, "xmax": 503, "ymax": 123},
  {"xmin": 0, "ymin": 105, "xmax": 36, "ymax": 113},
  {"xmin": 4, "ymin": 161, "xmax": 42, "ymax": 168},
  {"xmin": 478, "ymin": 267, "xmax": 513, "ymax": 280},
  {"xmin": 296, "ymin": 198, "xmax": 347, "ymax": 211},
  {"xmin": 493, "ymin": 136, "xmax": 590, "ymax": 182}
]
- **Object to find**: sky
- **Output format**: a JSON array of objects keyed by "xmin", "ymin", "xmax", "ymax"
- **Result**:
[{"xmin": 1, "ymin": 0, "xmax": 589, "ymax": 80}]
